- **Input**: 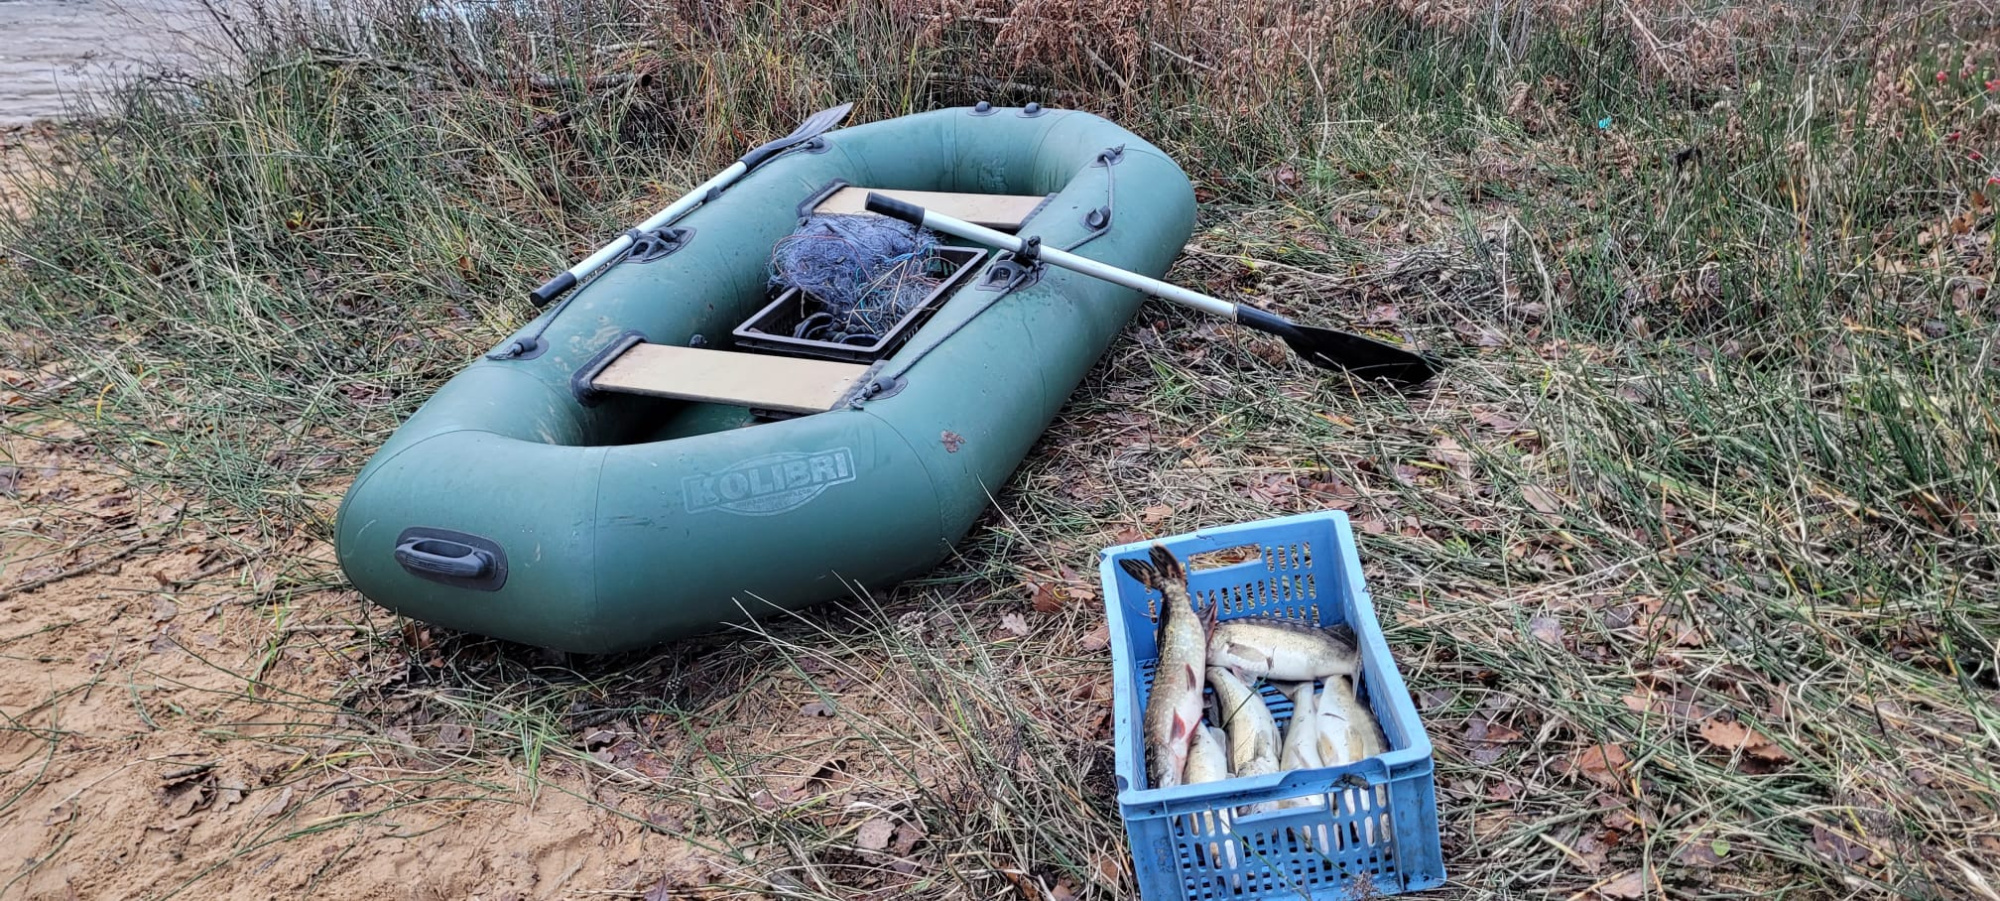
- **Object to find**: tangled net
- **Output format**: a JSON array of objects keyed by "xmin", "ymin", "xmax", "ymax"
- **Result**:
[{"xmin": 769, "ymin": 214, "xmax": 950, "ymax": 345}]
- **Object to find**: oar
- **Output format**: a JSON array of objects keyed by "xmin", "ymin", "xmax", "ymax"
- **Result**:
[
  {"xmin": 863, "ymin": 194, "xmax": 1439, "ymax": 386},
  {"xmin": 529, "ymin": 102, "xmax": 856, "ymax": 306}
]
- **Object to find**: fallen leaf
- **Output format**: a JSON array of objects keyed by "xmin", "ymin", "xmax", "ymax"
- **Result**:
[
  {"xmin": 436, "ymin": 723, "xmax": 470, "ymax": 749},
  {"xmin": 800, "ymin": 701, "xmax": 835, "ymax": 718},
  {"xmin": 1521, "ymin": 485, "xmax": 1562, "ymax": 515},
  {"xmin": 999, "ymin": 613, "xmax": 1030, "ymax": 637},
  {"xmin": 1140, "ymin": 503, "xmax": 1173, "ymax": 525},
  {"xmin": 642, "ymin": 876, "xmax": 675, "ymax": 901},
  {"xmin": 1089, "ymin": 853, "xmax": 1126, "ymax": 890},
  {"xmin": 1698, "ymin": 717, "xmax": 1789, "ymax": 762},
  {"xmin": 1081, "ymin": 623, "xmax": 1111, "ymax": 652},
  {"xmin": 1049, "ymin": 878, "xmax": 1082, "ymax": 901},
  {"xmin": 1464, "ymin": 718, "xmax": 1523, "ymax": 765},
  {"xmin": 1432, "ymin": 434, "xmax": 1480, "ymax": 478},
  {"xmin": 1029, "ymin": 581, "xmax": 1064, "ymax": 613},
  {"xmin": 256, "ymin": 786, "xmax": 294, "ymax": 820},
  {"xmin": 1597, "ymin": 869, "xmax": 1645, "ymax": 899},
  {"xmin": 1529, "ymin": 614, "xmax": 1563, "ymax": 647},
  {"xmin": 856, "ymin": 817, "xmax": 894, "ymax": 851},
  {"xmin": 1566, "ymin": 743, "xmax": 1631, "ymax": 789},
  {"xmin": 337, "ymin": 789, "xmax": 363, "ymax": 813},
  {"xmin": 891, "ymin": 820, "xmax": 926, "ymax": 855},
  {"xmin": 1673, "ymin": 837, "xmax": 1728, "ymax": 868},
  {"xmin": 1812, "ymin": 823, "xmax": 1876, "ymax": 863}
]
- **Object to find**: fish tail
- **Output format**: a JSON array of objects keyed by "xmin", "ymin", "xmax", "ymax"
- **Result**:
[
  {"xmin": 1148, "ymin": 543, "xmax": 1185, "ymax": 583},
  {"xmin": 1118, "ymin": 556, "xmax": 1160, "ymax": 590}
]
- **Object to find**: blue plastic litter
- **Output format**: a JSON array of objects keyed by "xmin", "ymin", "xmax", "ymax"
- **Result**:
[{"xmin": 1098, "ymin": 511, "xmax": 1444, "ymax": 901}]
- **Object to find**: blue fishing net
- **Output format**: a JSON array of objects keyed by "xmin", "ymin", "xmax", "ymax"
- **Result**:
[{"xmin": 769, "ymin": 214, "xmax": 947, "ymax": 345}]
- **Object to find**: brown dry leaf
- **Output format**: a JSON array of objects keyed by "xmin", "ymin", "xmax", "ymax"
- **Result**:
[
  {"xmin": 891, "ymin": 820, "xmax": 926, "ymax": 855},
  {"xmin": 1597, "ymin": 869, "xmax": 1645, "ymax": 899},
  {"xmin": 1698, "ymin": 717, "xmax": 1789, "ymax": 762},
  {"xmin": 1089, "ymin": 852, "xmax": 1126, "ymax": 889},
  {"xmin": 1049, "ymin": 878, "xmax": 1082, "ymax": 901},
  {"xmin": 1567, "ymin": 743, "xmax": 1631, "ymax": 790},
  {"xmin": 1465, "ymin": 718, "xmax": 1523, "ymax": 765},
  {"xmin": 1812, "ymin": 823, "xmax": 1877, "ymax": 864},
  {"xmin": 1140, "ymin": 503, "xmax": 1173, "ymax": 525},
  {"xmin": 856, "ymin": 817, "xmax": 894, "ymax": 851},
  {"xmin": 1529, "ymin": 614, "xmax": 1563, "ymax": 647},
  {"xmin": 255, "ymin": 786, "xmax": 293, "ymax": 820},
  {"xmin": 1521, "ymin": 485, "xmax": 1562, "ymax": 515},
  {"xmin": 999, "ymin": 613, "xmax": 1030, "ymax": 637},
  {"xmin": 1081, "ymin": 622, "xmax": 1110, "ymax": 652},
  {"xmin": 1028, "ymin": 581, "xmax": 1064, "ymax": 613},
  {"xmin": 1673, "ymin": 836, "xmax": 1729, "ymax": 868},
  {"xmin": 1430, "ymin": 437, "xmax": 1473, "ymax": 479}
]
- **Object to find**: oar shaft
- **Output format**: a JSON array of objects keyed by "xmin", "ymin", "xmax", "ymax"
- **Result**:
[{"xmin": 865, "ymin": 195, "xmax": 1235, "ymax": 319}]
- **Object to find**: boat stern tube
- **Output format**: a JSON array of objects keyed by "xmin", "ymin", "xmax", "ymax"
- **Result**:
[{"xmin": 335, "ymin": 105, "xmax": 1195, "ymax": 652}]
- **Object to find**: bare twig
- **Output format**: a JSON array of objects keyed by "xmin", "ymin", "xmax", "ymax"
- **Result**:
[{"xmin": 0, "ymin": 533, "xmax": 167, "ymax": 602}]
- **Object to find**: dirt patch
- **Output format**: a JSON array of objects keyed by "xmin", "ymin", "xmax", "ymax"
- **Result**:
[
  {"xmin": 0, "ymin": 427, "xmax": 711, "ymax": 899},
  {"xmin": 0, "ymin": 122, "xmax": 64, "ymax": 219}
]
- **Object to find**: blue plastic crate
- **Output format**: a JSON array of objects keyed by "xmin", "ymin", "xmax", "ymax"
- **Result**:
[{"xmin": 1099, "ymin": 511, "xmax": 1444, "ymax": 901}]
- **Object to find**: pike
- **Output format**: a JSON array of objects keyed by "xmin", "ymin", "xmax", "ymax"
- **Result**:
[
  {"xmin": 1120, "ymin": 544, "xmax": 1211, "ymax": 790},
  {"xmin": 1206, "ymin": 665, "xmax": 1281, "ymax": 815},
  {"xmin": 1209, "ymin": 617, "xmax": 1360, "ymax": 682}
]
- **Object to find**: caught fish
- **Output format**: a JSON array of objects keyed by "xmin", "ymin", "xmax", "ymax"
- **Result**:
[
  {"xmin": 1208, "ymin": 617, "xmax": 1360, "ymax": 682},
  {"xmin": 1186, "ymin": 725, "xmax": 1232, "ymax": 784},
  {"xmin": 1207, "ymin": 666, "xmax": 1281, "ymax": 814},
  {"xmin": 1185, "ymin": 725, "xmax": 1238, "ymax": 869},
  {"xmin": 1314, "ymin": 678, "xmax": 1352, "ymax": 767},
  {"xmin": 1276, "ymin": 681, "xmax": 1325, "ymax": 809},
  {"xmin": 1321, "ymin": 674, "xmax": 1386, "ymax": 763},
  {"xmin": 1122, "ymin": 544, "xmax": 1210, "ymax": 789}
]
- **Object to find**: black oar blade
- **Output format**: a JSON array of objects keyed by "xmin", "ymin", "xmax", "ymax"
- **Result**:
[
  {"xmin": 1282, "ymin": 324, "xmax": 1440, "ymax": 386},
  {"xmin": 740, "ymin": 103, "xmax": 855, "ymax": 170},
  {"xmin": 786, "ymin": 102, "xmax": 855, "ymax": 140}
]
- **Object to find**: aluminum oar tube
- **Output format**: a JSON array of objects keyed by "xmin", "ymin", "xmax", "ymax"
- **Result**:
[
  {"xmin": 529, "ymin": 103, "xmax": 855, "ymax": 306},
  {"xmin": 863, "ymin": 193, "xmax": 1236, "ymax": 319},
  {"xmin": 864, "ymin": 191, "xmax": 1440, "ymax": 385}
]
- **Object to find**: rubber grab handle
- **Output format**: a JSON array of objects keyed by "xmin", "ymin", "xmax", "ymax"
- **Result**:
[
  {"xmin": 528, "ymin": 271, "xmax": 578, "ymax": 307},
  {"xmin": 395, "ymin": 537, "xmax": 493, "ymax": 579},
  {"xmin": 864, "ymin": 192, "xmax": 926, "ymax": 225}
]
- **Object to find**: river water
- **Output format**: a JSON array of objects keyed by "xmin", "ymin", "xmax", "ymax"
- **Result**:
[{"xmin": 0, "ymin": 0, "xmax": 219, "ymax": 123}]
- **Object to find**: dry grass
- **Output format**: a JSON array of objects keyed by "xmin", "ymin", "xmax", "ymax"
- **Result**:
[{"xmin": 2, "ymin": 0, "xmax": 1998, "ymax": 897}]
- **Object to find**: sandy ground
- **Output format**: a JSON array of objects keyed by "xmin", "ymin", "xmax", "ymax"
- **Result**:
[{"xmin": 0, "ymin": 411, "xmax": 709, "ymax": 898}]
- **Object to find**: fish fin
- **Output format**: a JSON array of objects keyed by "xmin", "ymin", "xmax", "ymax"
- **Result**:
[
  {"xmin": 1149, "ymin": 543, "xmax": 1185, "ymax": 583},
  {"xmin": 1204, "ymin": 598, "xmax": 1218, "ymax": 630},
  {"xmin": 1185, "ymin": 663, "xmax": 1201, "ymax": 690},
  {"xmin": 1171, "ymin": 711, "xmax": 1193, "ymax": 742},
  {"xmin": 1119, "ymin": 557, "xmax": 1159, "ymax": 590}
]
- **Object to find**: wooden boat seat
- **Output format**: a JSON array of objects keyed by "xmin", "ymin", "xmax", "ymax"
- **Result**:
[
  {"xmin": 591, "ymin": 343, "xmax": 871, "ymax": 414},
  {"xmin": 814, "ymin": 187, "xmax": 1048, "ymax": 231}
]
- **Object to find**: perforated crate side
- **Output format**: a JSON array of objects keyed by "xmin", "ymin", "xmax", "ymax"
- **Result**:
[{"xmin": 1100, "ymin": 511, "xmax": 1445, "ymax": 901}]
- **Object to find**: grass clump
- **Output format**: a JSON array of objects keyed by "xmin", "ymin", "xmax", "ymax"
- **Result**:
[{"xmin": 1, "ymin": 0, "xmax": 1997, "ymax": 898}]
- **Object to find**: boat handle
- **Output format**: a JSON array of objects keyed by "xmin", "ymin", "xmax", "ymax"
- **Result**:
[{"xmin": 395, "ymin": 538, "xmax": 493, "ymax": 579}]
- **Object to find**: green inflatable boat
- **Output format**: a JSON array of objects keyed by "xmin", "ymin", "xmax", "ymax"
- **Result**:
[{"xmin": 334, "ymin": 105, "xmax": 1196, "ymax": 652}]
